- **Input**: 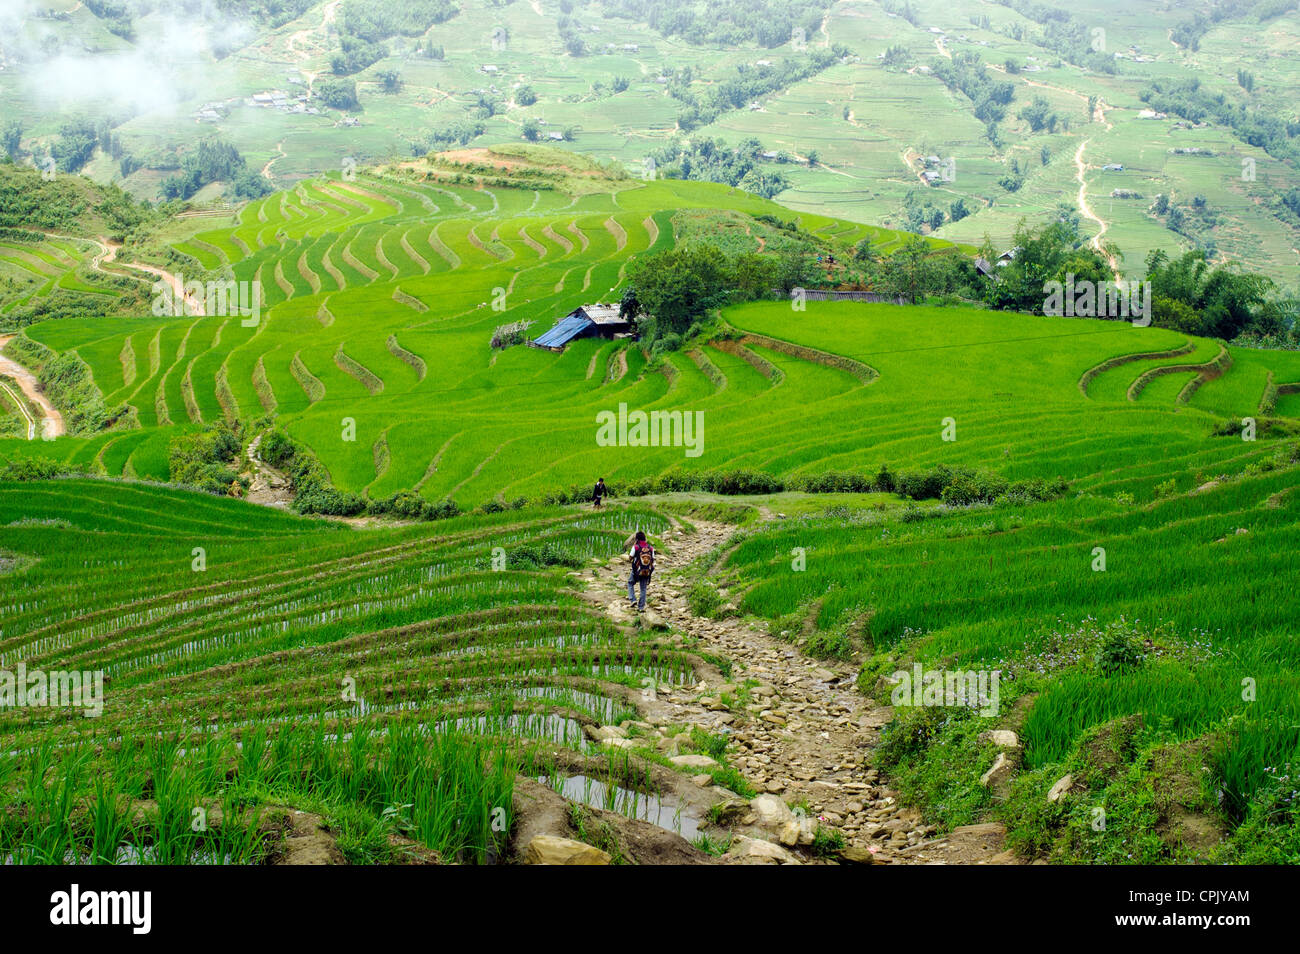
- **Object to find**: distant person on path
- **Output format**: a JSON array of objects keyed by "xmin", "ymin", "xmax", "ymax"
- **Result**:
[
  {"xmin": 625, "ymin": 530, "xmax": 654, "ymax": 612},
  {"xmin": 592, "ymin": 477, "xmax": 607, "ymax": 508}
]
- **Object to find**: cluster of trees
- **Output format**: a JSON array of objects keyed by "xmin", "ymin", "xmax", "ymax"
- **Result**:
[
  {"xmin": 650, "ymin": 137, "xmax": 791, "ymax": 198},
  {"xmin": 332, "ymin": 0, "xmax": 460, "ymax": 74},
  {"xmin": 600, "ymin": 0, "xmax": 830, "ymax": 47},
  {"xmin": 557, "ymin": 12, "xmax": 586, "ymax": 55},
  {"xmin": 37, "ymin": 118, "xmax": 132, "ymax": 175},
  {"xmin": 1168, "ymin": 0, "xmax": 1262, "ymax": 51},
  {"xmin": 623, "ymin": 242, "xmax": 817, "ymax": 346},
  {"xmin": 332, "ymin": 35, "xmax": 389, "ymax": 76},
  {"xmin": 83, "ymin": 0, "xmax": 134, "ymax": 40},
  {"xmin": 412, "ymin": 120, "xmax": 486, "ymax": 154},
  {"xmin": 1141, "ymin": 77, "xmax": 1298, "ymax": 165},
  {"xmin": 672, "ymin": 48, "xmax": 850, "ymax": 131},
  {"xmin": 1145, "ymin": 248, "xmax": 1290, "ymax": 341},
  {"xmin": 929, "ymin": 53, "xmax": 1016, "ymax": 126},
  {"xmin": 1018, "ymin": 96, "xmax": 1069, "ymax": 134},
  {"xmin": 991, "ymin": 0, "xmax": 1117, "ymax": 74},
  {"xmin": 880, "ymin": 45, "xmax": 912, "ymax": 70},
  {"xmin": 211, "ymin": 0, "xmax": 319, "ymax": 29},
  {"xmin": 160, "ymin": 138, "xmax": 270, "ymax": 202},
  {"xmin": 316, "ymin": 78, "xmax": 361, "ymax": 111},
  {"xmin": 0, "ymin": 159, "xmax": 149, "ymax": 238}
]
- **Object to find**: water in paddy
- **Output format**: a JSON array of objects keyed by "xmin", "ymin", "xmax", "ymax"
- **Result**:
[{"xmin": 540, "ymin": 773, "xmax": 701, "ymax": 841}]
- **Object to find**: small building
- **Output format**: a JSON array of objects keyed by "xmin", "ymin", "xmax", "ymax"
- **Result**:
[
  {"xmin": 1102, "ymin": 163, "xmax": 1124, "ymax": 171},
  {"xmin": 530, "ymin": 303, "xmax": 633, "ymax": 352}
]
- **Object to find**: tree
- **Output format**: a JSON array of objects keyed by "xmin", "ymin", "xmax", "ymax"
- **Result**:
[
  {"xmin": 1144, "ymin": 248, "xmax": 1274, "ymax": 339},
  {"xmin": 876, "ymin": 236, "xmax": 939, "ymax": 304},
  {"xmin": 774, "ymin": 249, "xmax": 817, "ymax": 294},
  {"xmin": 316, "ymin": 79, "xmax": 360, "ymax": 111},
  {"xmin": 522, "ymin": 119, "xmax": 541, "ymax": 142},
  {"xmin": 625, "ymin": 244, "xmax": 729, "ymax": 340},
  {"xmin": 377, "ymin": 70, "xmax": 403, "ymax": 93},
  {"xmin": 1, "ymin": 122, "xmax": 22, "ymax": 160},
  {"xmin": 515, "ymin": 85, "xmax": 538, "ymax": 106}
]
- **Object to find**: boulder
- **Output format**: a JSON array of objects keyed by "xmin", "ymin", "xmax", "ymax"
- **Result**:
[
  {"xmin": 837, "ymin": 845, "xmax": 879, "ymax": 865},
  {"xmin": 724, "ymin": 836, "xmax": 800, "ymax": 865},
  {"xmin": 749, "ymin": 793, "xmax": 796, "ymax": 829},
  {"xmin": 979, "ymin": 752, "xmax": 1014, "ymax": 788},
  {"xmin": 978, "ymin": 729, "xmax": 1021, "ymax": 750},
  {"xmin": 1047, "ymin": 774, "xmax": 1074, "ymax": 803},
  {"xmin": 522, "ymin": 836, "xmax": 611, "ymax": 865},
  {"xmin": 583, "ymin": 724, "xmax": 627, "ymax": 742}
]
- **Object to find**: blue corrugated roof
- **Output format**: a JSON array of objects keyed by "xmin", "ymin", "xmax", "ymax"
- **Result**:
[{"xmin": 533, "ymin": 314, "xmax": 593, "ymax": 348}]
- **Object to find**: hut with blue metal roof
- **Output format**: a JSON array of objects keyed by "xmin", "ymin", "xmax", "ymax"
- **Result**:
[{"xmin": 529, "ymin": 303, "xmax": 633, "ymax": 352}]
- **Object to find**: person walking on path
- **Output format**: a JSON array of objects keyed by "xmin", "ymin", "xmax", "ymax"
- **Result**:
[
  {"xmin": 592, "ymin": 477, "xmax": 608, "ymax": 509},
  {"xmin": 625, "ymin": 530, "xmax": 655, "ymax": 611}
]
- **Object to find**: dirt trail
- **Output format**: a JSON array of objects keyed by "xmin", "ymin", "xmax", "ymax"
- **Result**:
[
  {"xmin": 0, "ymin": 334, "xmax": 66, "ymax": 439},
  {"xmin": 112, "ymin": 255, "xmax": 206, "ymax": 316},
  {"xmin": 243, "ymin": 432, "xmax": 293, "ymax": 507},
  {"xmin": 582, "ymin": 517, "xmax": 1015, "ymax": 865},
  {"xmin": 37, "ymin": 231, "xmax": 204, "ymax": 314},
  {"xmin": 263, "ymin": 142, "xmax": 287, "ymax": 181},
  {"xmin": 1074, "ymin": 140, "xmax": 1121, "ymax": 279}
]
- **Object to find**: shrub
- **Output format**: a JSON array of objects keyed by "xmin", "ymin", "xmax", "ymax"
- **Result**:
[
  {"xmin": 168, "ymin": 420, "xmax": 244, "ymax": 495},
  {"xmin": 1095, "ymin": 625, "xmax": 1146, "ymax": 675},
  {"xmin": 0, "ymin": 457, "xmax": 78, "ymax": 481}
]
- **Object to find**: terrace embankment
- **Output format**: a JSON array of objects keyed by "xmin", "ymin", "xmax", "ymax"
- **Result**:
[{"xmin": 581, "ymin": 516, "xmax": 1016, "ymax": 866}]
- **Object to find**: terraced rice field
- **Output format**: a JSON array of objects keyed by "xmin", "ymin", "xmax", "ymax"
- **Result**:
[
  {"xmin": 0, "ymin": 480, "xmax": 685, "ymax": 862},
  {"xmin": 7, "ymin": 170, "xmax": 1298, "ymax": 509},
  {"xmin": 3, "ymin": 158, "xmax": 1299, "ymax": 866},
  {"xmin": 0, "ymin": 232, "xmax": 118, "ymax": 317},
  {"xmin": 2, "ymin": 172, "xmax": 948, "ymax": 500}
]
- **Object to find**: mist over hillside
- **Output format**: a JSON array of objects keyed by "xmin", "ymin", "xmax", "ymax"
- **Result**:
[{"xmin": 2, "ymin": 0, "xmax": 1297, "ymax": 279}]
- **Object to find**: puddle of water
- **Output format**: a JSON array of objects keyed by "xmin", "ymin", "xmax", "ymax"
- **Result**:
[
  {"xmin": 4, "ymin": 846, "xmax": 240, "ymax": 865},
  {"xmin": 540, "ymin": 773, "xmax": 700, "ymax": 841}
]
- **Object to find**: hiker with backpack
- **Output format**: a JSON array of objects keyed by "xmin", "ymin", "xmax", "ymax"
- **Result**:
[
  {"xmin": 626, "ymin": 530, "xmax": 655, "ymax": 612},
  {"xmin": 592, "ymin": 477, "xmax": 607, "ymax": 509}
]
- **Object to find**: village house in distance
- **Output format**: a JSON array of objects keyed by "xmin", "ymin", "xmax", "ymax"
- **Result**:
[{"xmin": 530, "ymin": 303, "xmax": 635, "ymax": 352}]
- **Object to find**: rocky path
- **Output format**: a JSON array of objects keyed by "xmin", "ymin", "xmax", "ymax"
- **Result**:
[
  {"xmin": 243, "ymin": 432, "xmax": 293, "ymax": 507},
  {"xmin": 582, "ymin": 516, "xmax": 1015, "ymax": 865}
]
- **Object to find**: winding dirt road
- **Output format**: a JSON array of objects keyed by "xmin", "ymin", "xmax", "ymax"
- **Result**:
[
  {"xmin": 1074, "ymin": 140, "xmax": 1121, "ymax": 278},
  {"xmin": 0, "ymin": 334, "xmax": 66, "ymax": 439}
]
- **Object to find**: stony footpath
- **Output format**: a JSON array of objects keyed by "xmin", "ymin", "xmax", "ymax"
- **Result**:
[{"xmin": 579, "ymin": 517, "xmax": 1016, "ymax": 866}]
